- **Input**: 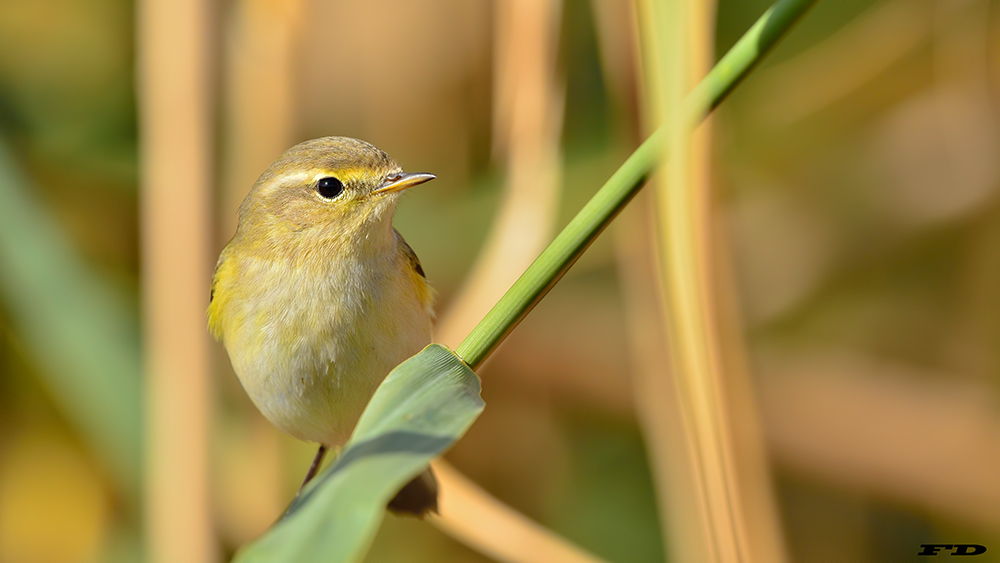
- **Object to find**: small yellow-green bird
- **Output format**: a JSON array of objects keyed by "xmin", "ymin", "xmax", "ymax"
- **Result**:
[{"xmin": 208, "ymin": 137, "xmax": 437, "ymax": 514}]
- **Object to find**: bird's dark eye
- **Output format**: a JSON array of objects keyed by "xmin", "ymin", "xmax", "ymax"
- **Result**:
[{"xmin": 317, "ymin": 177, "xmax": 344, "ymax": 199}]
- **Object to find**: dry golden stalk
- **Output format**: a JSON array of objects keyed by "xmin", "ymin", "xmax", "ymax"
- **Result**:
[
  {"xmin": 629, "ymin": 0, "xmax": 786, "ymax": 561},
  {"xmin": 615, "ymin": 196, "xmax": 716, "ymax": 563},
  {"xmin": 137, "ymin": 0, "xmax": 217, "ymax": 560},
  {"xmin": 220, "ymin": 0, "xmax": 304, "ymax": 239},
  {"xmin": 429, "ymin": 460, "xmax": 607, "ymax": 563}
]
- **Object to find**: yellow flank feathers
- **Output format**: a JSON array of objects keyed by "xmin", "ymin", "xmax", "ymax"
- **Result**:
[{"xmin": 208, "ymin": 137, "xmax": 436, "ymax": 447}]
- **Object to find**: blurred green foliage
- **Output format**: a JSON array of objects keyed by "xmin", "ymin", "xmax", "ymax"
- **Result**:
[
  {"xmin": 0, "ymin": 140, "xmax": 141, "ymax": 496},
  {"xmin": 551, "ymin": 419, "xmax": 666, "ymax": 563}
]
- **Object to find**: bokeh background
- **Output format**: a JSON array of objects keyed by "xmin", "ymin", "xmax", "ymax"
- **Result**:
[{"xmin": 1, "ymin": 0, "xmax": 999, "ymax": 562}]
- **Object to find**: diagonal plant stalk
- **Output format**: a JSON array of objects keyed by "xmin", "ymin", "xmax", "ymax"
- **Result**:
[{"xmin": 455, "ymin": 0, "xmax": 818, "ymax": 370}]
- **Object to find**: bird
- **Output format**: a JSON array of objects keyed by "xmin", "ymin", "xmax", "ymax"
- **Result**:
[{"xmin": 208, "ymin": 136, "xmax": 438, "ymax": 515}]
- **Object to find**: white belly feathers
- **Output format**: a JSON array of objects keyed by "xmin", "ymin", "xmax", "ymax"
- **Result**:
[{"xmin": 225, "ymin": 245, "xmax": 432, "ymax": 446}]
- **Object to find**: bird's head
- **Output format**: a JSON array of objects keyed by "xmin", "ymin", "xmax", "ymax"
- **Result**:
[{"xmin": 236, "ymin": 137, "xmax": 434, "ymax": 241}]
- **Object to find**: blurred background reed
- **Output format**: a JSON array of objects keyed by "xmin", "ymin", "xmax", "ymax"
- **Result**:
[{"xmin": 1, "ymin": 0, "xmax": 999, "ymax": 562}]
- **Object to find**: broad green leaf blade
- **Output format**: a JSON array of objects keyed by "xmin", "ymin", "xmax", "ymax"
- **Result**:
[
  {"xmin": 235, "ymin": 344, "xmax": 484, "ymax": 563},
  {"xmin": 0, "ymin": 138, "xmax": 142, "ymax": 498}
]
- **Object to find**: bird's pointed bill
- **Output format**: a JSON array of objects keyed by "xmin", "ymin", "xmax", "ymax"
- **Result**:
[{"xmin": 375, "ymin": 172, "xmax": 436, "ymax": 194}]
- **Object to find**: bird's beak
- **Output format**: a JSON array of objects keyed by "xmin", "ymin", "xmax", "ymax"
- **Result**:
[{"xmin": 375, "ymin": 172, "xmax": 436, "ymax": 195}]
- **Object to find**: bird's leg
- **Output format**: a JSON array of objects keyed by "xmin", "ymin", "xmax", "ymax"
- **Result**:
[
  {"xmin": 283, "ymin": 444, "xmax": 331, "ymax": 518},
  {"xmin": 299, "ymin": 444, "xmax": 328, "ymax": 489}
]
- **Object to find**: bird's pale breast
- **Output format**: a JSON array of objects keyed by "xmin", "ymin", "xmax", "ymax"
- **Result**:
[{"xmin": 212, "ymin": 233, "xmax": 432, "ymax": 446}]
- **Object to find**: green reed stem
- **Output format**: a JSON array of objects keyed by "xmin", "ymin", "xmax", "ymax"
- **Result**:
[{"xmin": 455, "ymin": 0, "xmax": 818, "ymax": 370}]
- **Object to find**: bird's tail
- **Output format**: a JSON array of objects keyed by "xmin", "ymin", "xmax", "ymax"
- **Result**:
[{"xmin": 387, "ymin": 466, "xmax": 438, "ymax": 517}]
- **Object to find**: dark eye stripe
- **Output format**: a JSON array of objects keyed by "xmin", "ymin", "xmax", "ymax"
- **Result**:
[{"xmin": 317, "ymin": 177, "xmax": 344, "ymax": 199}]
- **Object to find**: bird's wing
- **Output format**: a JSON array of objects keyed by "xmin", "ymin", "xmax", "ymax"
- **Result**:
[
  {"xmin": 395, "ymin": 228, "xmax": 426, "ymax": 279},
  {"xmin": 394, "ymin": 229, "xmax": 434, "ymax": 315},
  {"xmin": 207, "ymin": 246, "xmax": 235, "ymax": 340},
  {"xmin": 209, "ymin": 248, "xmax": 229, "ymax": 303}
]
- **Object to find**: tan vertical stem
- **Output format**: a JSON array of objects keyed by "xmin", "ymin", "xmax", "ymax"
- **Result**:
[
  {"xmin": 221, "ymin": 0, "xmax": 303, "ymax": 238},
  {"xmin": 600, "ymin": 2, "xmax": 715, "ymax": 560},
  {"xmin": 633, "ymin": 0, "xmax": 758, "ymax": 561},
  {"xmin": 659, "ymin": 10, "xmax": 750, "ymax": 563},
  {"xmin": 681, "ymin": 2, "xmax": 788, "ymax": 561},
  {"xmin": 434, "ymin": 0, "xmax": 564, "ymax": 349},
  {"xmin": 616, "ymin": 196, "xmax": 716, "ymax": 563},
  {"xmin": 137, "ymin": 0, "xmax": 217, "ymax": 561},
  {"xmin": 618, "ymin": 0, "xmax": 788, "ymax": 559},
  {"xmin": 713, "ymin": 222, "xmax": 789, "ymax": 563}
]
